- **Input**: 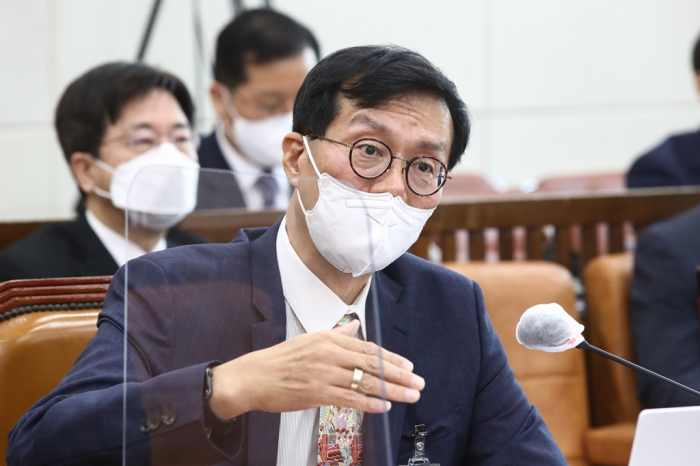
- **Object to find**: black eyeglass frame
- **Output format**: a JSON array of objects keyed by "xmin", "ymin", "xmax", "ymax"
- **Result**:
[{"xmin": 307, "ymin": 135, "xmax": 451, "ymax": 196}]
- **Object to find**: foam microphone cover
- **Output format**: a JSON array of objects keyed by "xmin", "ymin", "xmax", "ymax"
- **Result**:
[{"xmin": 516, "ymin": 303, "xmax": 585, "ymax": 353}]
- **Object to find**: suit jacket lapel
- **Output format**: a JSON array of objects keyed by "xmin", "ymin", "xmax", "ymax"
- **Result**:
[
  {"xmin": 246, "ymin": 219, "xmax": 287, "ymax": 466},
  {"xmin": 73, "ymin": 212, "xmax": 120, "ymax": 276},
  {"xmin": 195, "ymin": 131, "xmax": 247, "ymax": 209},
  {"xmin": 363, "ymin": 271, "xmax": 410, "ymax": 466},
  {"xmin": 238, "ymin": 220, "xmax": 412, "ymax": 465}
]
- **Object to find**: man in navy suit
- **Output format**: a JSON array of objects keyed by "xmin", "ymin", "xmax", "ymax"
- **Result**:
[
  {"xmin": 197, "ymin": 9, "xmax": 319, "ymax": 210},
  {"xmin": 8, "ymin": 46, "xmax": 566, "ymax": 465},
  {"xmin": 631, "ymin": 204, "xmax": 700, "ymax": 408},
  {"xmin": 0, "ymin": 62, "xmax": 205, "ymax": 283},
  {"xmin": 627, "ymin": 33, "xmax": 700, "ymax": 189}
]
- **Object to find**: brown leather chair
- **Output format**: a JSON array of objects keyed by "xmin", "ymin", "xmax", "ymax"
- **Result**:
[
  {"xmin": 582, "ymin": 253, "xmax": 639, "ymax": 466},
  {"xmin": 444, "ymin": 261, "xmax": 591, "ymax": 466},
  {"xmin": 0, "ymin": 277, "xmax": 110, "ymax": 466}
]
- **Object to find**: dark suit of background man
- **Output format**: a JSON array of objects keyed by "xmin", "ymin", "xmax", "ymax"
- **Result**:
[
  {"xmin": 627, "ymin": 33, "xmax": 700, "ymax": 188},
  {"xmin": 0, "ymin": 63, "xmax": 204, "ymax": 283},
  {"xmin": 630, "ymin": 31, "xmax": 700, "ymax": 410},
  {"xmin": 631, "ymin": 203, "xmax": 700, "ymax": 409},
  {"xmin": 8, "ymin": 45, "xmax": 566, "ymax": 465},
  {"xmin": 197, "ymin": 9, "xmax": 319, "ymax": 210}
]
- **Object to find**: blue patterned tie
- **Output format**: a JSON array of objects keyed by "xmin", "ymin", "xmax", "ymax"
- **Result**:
[{"xmin": 254, "ymin": 172, "xmax": 279, "ymax": 208}]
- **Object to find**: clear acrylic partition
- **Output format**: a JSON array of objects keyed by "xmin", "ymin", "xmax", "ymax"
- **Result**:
[{"xmin": 116, "ymin": 165, "xmax": 396, "ymax": 465}]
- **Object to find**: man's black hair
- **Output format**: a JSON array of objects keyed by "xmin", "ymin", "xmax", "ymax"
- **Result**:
[
  {"xmin": 55, "ymin": 61, "xmax": 194, "ymax": 163},
  {"xmin": 693, "ymin": 33, "xmax": 700, "ymax": 73},
  {"xmin": 292, "ymin": 45, "xmax": 470, "ymax": 171},
  {"xmin": 213, "ymin": 8, "xmax": 320, "ymax": 88}
]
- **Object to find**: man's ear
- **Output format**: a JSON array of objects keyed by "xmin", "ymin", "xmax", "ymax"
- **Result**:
[
  {"xmin": 695, "ymin": 72, "xmax": 700, "ymax": 96},
  {"xmin": 70, "ymin": 152, "xmax": 97, "ymax": 194},
  {"xmin": 282, "ymin": 132, "xmax": 305, "ymax": 188},
  {"xmin": 209, "ymin": 82, "xmax": 229, "ymax": 121}
]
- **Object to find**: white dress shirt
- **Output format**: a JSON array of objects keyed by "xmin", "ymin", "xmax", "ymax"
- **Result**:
[
  {"xmin": 215, "ymin": 123, "xmax": 291, "ymax": 211},
  {"xmin": 85, "ymin": 210, "xmax": 166, "ymax": 267},
  {"xmin": 275, "ymin": 215, "xmax": 370, "ymax": 466}
]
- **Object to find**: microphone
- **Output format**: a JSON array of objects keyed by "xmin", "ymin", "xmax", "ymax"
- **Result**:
[{"xmin": 516, "ymin": 303, "xmax": 700, "ymax": 401}]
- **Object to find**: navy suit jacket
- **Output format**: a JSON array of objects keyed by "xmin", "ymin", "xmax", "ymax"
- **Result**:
[
  {"xmin": 196, "ymin": 132, "xmax": 246, "ymax": 210},
  {"xmin": 626, "ymin": 128, "xmax": 700, "ymax": 188},
  {"xmin": 7, "ymin": 218, "xmax": 565, "ymax": 465},
  {"xmin": 631, "ymin": 204, "xmax": 700, "ymax": 408},
  {"xmin": 0, "ymin": 212, "xmax": 205, "ymax": 283}
]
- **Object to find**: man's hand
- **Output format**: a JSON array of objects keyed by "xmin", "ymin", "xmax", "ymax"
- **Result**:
[{"xmin": 208, "ymin": 320, "xmax": 424, "ymax": 420}]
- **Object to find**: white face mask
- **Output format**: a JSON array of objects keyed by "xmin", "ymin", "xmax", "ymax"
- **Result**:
[
  {"xmin": 298, "ymin": 136, "xmax": 436, "ymax": 277},
  {"xmin": 220, "ymin": 86, "xmax": 291, "ymax": 169},
  {"xmin": 92, "ymin": 143, "xmax": 200, "ymax": 231}
]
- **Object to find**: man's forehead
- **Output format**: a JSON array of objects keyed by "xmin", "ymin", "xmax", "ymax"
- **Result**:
[
  {"xmin": 335, "ymin": 93, "xmax": 453, "ymax": 145},
  {"xmin": 242, "ymin": 49, "xmax": 314, "ymax": 91},
  {"xmin": 338, "ymin": 92, "xmax": 449, "ymax": 122}
]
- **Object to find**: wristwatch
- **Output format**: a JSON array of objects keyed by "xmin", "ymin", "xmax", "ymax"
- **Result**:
[
  {"xmin": 203, "ymin": 366, "xmax": 214, "ymax": 400},
  {"xmin": 202, "ymin": 363, "xmax": 237, "ymax": 435}
]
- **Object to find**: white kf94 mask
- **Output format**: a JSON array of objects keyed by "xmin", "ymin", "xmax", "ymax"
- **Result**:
[
  {"xmin": 298, "ymin": 136, "xmax": 436, "ymax": 277},
  {"xmin": 231, "ymin": 112, "xmax": 292, "ymax": 169},
  {"xmin": 92, "ymin": 143, "xmax": 200, "ymax": 231},
  {"xmin": 220, "ymin": 86, "xmax": 291, "ymax": 169}
]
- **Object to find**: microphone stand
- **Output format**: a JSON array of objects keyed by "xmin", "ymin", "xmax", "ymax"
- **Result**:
[{"xmin": 577, "ymin": 340, "xmax": 700, "ymax": 400}]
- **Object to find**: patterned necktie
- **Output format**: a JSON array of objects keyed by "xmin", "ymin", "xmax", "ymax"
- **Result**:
[
  {"xmin": 318, "ymin": 313, "xmax": 363, "ymax": 466},
  {"xmin": 254, "ymin": 172, "xmax": 279, "ymax": 208}
]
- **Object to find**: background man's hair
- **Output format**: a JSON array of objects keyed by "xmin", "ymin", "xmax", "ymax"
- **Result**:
[
  {"xmin": 292, "ymin": 45, "xmax": 470, "ymax": 171},
  {"xmin": 55, "ymin": 61, "xmax": 194, "ymax": 162},
  {"xmin": 213, "ymin": 8, "xmax": 320, "ymax": 88},
  {"xmin": 693, "ymin": 32, "xmax": 700, "ymax": 73}
]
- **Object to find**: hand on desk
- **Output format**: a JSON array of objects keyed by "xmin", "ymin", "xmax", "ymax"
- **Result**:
[{"xmin": 209, "ymin": 320, "xmax": 424, "ymax": 420}]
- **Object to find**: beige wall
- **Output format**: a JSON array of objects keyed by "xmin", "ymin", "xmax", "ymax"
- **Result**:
[{"xmin": 1, "ymin": 0, "xmax": 699, "ymax": 220}]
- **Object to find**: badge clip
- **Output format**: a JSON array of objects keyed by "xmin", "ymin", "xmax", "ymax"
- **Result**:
[{"xmin": 400, "ymin": 424, "xmax": 440, "ymax": 466}]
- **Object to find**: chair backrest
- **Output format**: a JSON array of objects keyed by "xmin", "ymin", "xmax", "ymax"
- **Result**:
[
  {"xmin": 444, "ymin": 261, "xmax": 590, "ymax": 466},
  {"xmin": 533, "ymin": 172, "xmax": 625, "ymax": 194},
  {"xmin": 583, "ymin": 253, "xmax": 642, "ymax": 426},
  {"xmin": 0, "ymin": 277, "xmax": 109, "ymax": 466}
]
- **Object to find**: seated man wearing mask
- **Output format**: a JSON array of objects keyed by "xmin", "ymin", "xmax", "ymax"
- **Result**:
[
  {"xmin": 197, "ymin": 8, "xmax": 319, "ymax": 210},
  {"xmin": 0, "ymin": 63, "xmax": 203, "ymax": 283},
  {"xmin": 8, "ymin": 46, "xmax": 565, "ymax": 465}
]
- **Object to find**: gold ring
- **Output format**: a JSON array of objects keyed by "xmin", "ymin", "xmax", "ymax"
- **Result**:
[{"xmin": 350, "ymin": 368, "xmax": 364, "ymax": 391}]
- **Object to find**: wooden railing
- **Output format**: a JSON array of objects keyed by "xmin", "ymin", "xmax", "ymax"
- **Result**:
[
  {"xmin": 3, "ymin": 187, "xmax": 700, "ymax": 274},
  {"xmin": 178, "ymin": 208, "xmax": 282, "ymax": 243},
  {"xmin": 413, "ymin": 186, "xmax": 700, "ymax": 271},
  {"xmin": 180, "ymin": 187, "xmax": 700, "ymax": 273}
]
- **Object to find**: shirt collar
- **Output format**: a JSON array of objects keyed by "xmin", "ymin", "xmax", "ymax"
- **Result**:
[
  {"xmin": 276, "ymin": 215, "xmax": 370, "ymax": 336},
  {"xmin": 85, "ymin": 209, "xmax": 166, "ymax": 267},
  {"xmin": 215, "ymin": 121, "xmax": 263, "ymax": 194},
  {"xmin": 214, "ymin": 122, "xmax": 290, "ymax": 211}
]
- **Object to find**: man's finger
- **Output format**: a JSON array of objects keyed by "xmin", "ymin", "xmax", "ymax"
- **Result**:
[
  {"xmin": 331, "ymin": 334, "xmax": 414, "ymax": 372},
  {"xmin": 331, "ymin": 319, "xmax": 361, "ymax": 337},
  {"xmin": 325, "ymin": 350, "xmax": 424, "ymax": 392},
  {"xmin": 322, "ymin": 386, "xmax": 392, "ymax": 413},
  {"xmin": 326, "ymin": 366, "xmax": 421, "ymax": 403}
]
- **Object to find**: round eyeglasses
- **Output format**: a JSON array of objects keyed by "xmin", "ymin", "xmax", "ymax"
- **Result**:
[{"xmin": 307, "ymin": 135, "xmax": 451, "ymax": 196}]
